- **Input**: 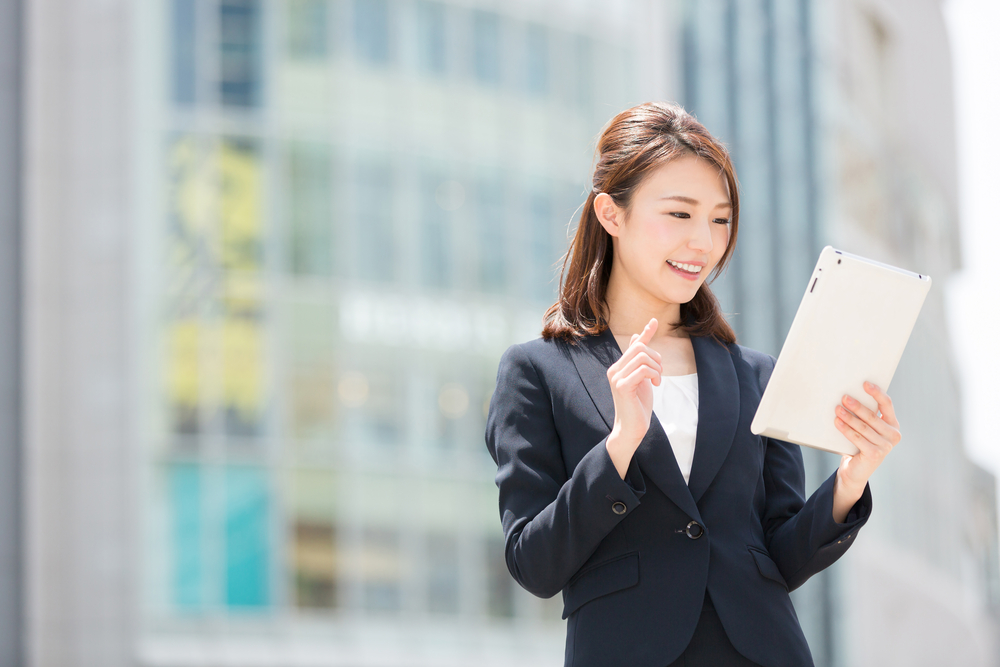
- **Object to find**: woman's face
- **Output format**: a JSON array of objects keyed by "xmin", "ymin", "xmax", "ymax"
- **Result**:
[{"xmin": 599, "ymin": 154, "xmax": 732, "ymax": 309}]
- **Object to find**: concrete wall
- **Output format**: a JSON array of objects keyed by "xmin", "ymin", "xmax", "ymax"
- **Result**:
[{"xmin": 22, "ymin": 0, "xmax": 136, "ymax": 664}]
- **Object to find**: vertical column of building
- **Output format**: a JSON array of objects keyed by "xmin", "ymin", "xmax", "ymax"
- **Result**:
[
  {"xmin": 22, "ymin": 0, "xmax": 135, "ymax": 664},
  {"xmin": 0, "ymin": 0, "xmax": 24, "ymax": 664}
]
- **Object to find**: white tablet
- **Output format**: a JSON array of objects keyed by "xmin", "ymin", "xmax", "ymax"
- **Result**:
[{"xmin": 750, "ymin": 246, "xmax": 931, "ymax": 456}]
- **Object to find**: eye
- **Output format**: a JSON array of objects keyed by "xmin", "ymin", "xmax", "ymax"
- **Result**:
[
  {"xmin": 669, "ymin": 211, "xmax": 691, "ymax": 219},
  {"xmin": 713, "ymin": 218, "xmax": 732, "ymax": 225}
]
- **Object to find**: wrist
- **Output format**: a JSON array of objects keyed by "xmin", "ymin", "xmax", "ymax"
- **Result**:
[
  {"xmin": 606, "ymin": 428, "xmax": 640, "ymax": 480},
  {"xmin": 835, "ymin": 467, "xmax": 867, "ymax": 499}
]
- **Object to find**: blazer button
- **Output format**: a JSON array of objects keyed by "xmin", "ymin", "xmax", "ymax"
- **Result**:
[
  {"xmin": 611, "ymin": 501, "xmax": 627, "ymax": 515},
  {"xmin": 684, "ymin": 521, "xmax": 704, "ymax": 539}
]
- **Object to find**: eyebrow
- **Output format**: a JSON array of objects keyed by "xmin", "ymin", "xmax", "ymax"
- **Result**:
[{"xmin": 659, "ymin": 195, "xmax": 732, "ymax": 209}]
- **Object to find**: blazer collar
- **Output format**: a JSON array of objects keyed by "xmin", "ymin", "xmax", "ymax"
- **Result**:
[{"xmin": 566, "ymin": 327, "xmax": 740, "ymax": 516}]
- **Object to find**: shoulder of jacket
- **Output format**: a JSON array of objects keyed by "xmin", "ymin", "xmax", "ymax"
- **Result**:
[
  {"xmin": 726, "ymin": 343, "xmax": 778, "ymax": 387},
  {"xmin": 500, "ymin": 336, "xmax": 567, "ymax": 369}
]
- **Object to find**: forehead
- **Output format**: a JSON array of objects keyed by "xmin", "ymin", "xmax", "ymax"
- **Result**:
[{"xmin": 637, "ymin": 154, "xmax": 730, "ymax": 201}]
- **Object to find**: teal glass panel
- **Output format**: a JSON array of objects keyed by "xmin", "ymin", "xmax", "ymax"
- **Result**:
[
  {"xmin": 225, "ymin": 466, "xmax": 270, "ymax": 607},
  {"xmin": 170, "ymin": 463, "xmax": 204, "ymax": 609}
]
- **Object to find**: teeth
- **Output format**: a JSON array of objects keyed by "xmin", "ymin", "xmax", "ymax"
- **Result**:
[{"xmin": 667, "ymin": 259, "xmax": 702, "ymax": 274}]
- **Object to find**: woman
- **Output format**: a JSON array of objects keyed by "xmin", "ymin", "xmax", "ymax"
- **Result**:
[{"xmin": 484, "ymin": 102, "xmax": 901, "ymax": 667}]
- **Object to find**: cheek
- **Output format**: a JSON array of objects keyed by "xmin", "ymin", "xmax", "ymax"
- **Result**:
[{"xmin": 712, "ymin": 225, "xmax": 731, "ymax": 259}]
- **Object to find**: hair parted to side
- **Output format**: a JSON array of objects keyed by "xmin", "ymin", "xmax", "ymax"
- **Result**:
[{"xmin": 542, "ymin": 101, "xmax": 739, "ymax": 344}]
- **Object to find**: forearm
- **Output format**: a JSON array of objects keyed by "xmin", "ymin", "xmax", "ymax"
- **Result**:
[{"xmin": 504, "ymin": 437, "xmax": 642, "ymax": 597}]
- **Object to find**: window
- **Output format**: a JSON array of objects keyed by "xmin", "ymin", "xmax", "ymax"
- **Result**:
[
  {"xmin": 472, "ymin": 11, "xmax": 501, "ymax": 85},
  {"xmin": 355, "ymin": 159, "xmax": 395, "ymax": 284},
  {"xmin": 528, "ymin": 191, "xmax": 555, "ymax": 301},
  {"xmin": 361, "ymin": 527, "xmax": 401, "ymax": 611},
  {"xmin": 486, "ymin": 536, "xmax": 514, "ymax": 617},
  {"xmin": 354, "ymin": 0, "xmax": 390, "ymax": 64},
  {"xmin": 287, "ymin": 0, "xmax": 329, "ymax": 60},
  {"xmin": 288, "ymin": 469, "xmax": 339, "ymax": 609},
  {"xmin": 426, "ymin": 533, "xmax": 459, "ymax": 613},
  {"xmin": 169, "ymin": 463, "xmax": 204, "ymax": 609},
  {"xmin": 286, "ymin": 142, "xmax": 334, "ymax": 277},
  {"xmin": 476, "ymin": 174, "xmax": 505, "ymax": 292},
  {"xmin": 416, "ymin": 1, "xmax": 447, "ymax": 75},
  {"xmin": 225, "ymin": 466, "xmax": 271, "ymax": 607},
  {"xmin": 419, "ymin": 171, "xmax": 453, "ymax": 289},
  {"xmin": 285, "ymin": 298, "xmax": 337, "ymax": 440},
  {"xmin": 220, "ymin": 0, "xmax": 263, "ymax": 108},
  {"xmin": 340, "ymin": 369, "xmax": 403, "ymax": 449},
  {"xmin": 171, "ymin": 0, "xmax": 198, "ymax": 105},
  {"xmin": 525, "ymin": 25, "xmax": 548, "ymax": 97}
]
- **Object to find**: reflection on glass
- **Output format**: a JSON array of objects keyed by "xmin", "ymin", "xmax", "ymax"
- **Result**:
[
  {"xmin": 525, "ymin": 25, "xmax": 548, "ymax": 96},
  {"xmin": 168, "ymin": 135, "xmax": 215, "ymax": 272},
  {"xmin": 354, "ymin": 0, "xmax": 389, "ymax": 65},
  {"xmin": 573, "ymin": 36, "xmax": 593, "ymax": 110},
  {"xmin": 170, "ymin": 463, "xmax": 204, "ymax": 609},
  {"xmin": 361, "ymin": 527, "xmax": 401, "ymax": 611},
  {"xmin": 222, "ymin": 276, "xmax": 265, "ymax": 437},
  {"xmin": 289, "ymin": 469, "xmax": 338, "ymax": 609},
  {"xmin": 528, "ymin": 191, "xmax": 555, "ymax": 302},
  {"xmin": 476, "ymin": 173, "xmax": 505, "ymax": 292},
  {"xmin": 473, "ymin": 11, "xmax": 501, "ymax": 85},
  {"xmin": 341, "ymin": 370, "xmax": 402, "ymax": 448},
  {"xmin": 220, "ymin": 0, "xmax": 262, "ymax": 107},
  {"xmin": 416, "ymin": 1, "xmax": 446, "ymax": 75},
  {"xmin": 287, "ymin": 299, "xmax": 336, "ymax": 439},
  {"xmin": 295, "ymin": 521, "xmax": 337, "ymax": 608},
  {"xmin": 287, "ymin": 142, "xmax": 334, "ymax": 276},
  {"xmin": 486, "ymin": 536, "xmax": 514, "ymax": 618},
  {"xmin": 171, "ymin": 0, "xmax": 197, "ymax": 105},
  {"xmin": 287, "ymin": 0, "xmax": 328, "ymax": 60},
  {"xmin": 219, "ymin": 138, "xmax": 263, "ymax": 272},
  {"xmin": 420, "ymin": 171, "xmax": 451, "ymax": 289},
  {"xmin": 355, "ymin": 159, "xmax": 395, "ymax": 284},
  {"xmin": 225, "ymin": 466, "xmax": 271, "ymax": 607},
  {"xmin": 166, "ymin": 317, "xmax": 202, "ymax": 434},
  {"xmin": 426, "ymin": 532, "xmax": 459, "ymax": 613}
]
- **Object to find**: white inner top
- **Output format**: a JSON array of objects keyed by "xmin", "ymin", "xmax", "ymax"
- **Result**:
[{"xmin": 650, "ymin": 373, "xmax": 699, "ymax": 484}]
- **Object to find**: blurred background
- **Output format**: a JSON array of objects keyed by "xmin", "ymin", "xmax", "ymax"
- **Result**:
[{"xmin": 0, "ymin": 0, "xmax": 998, "ymax": 665}]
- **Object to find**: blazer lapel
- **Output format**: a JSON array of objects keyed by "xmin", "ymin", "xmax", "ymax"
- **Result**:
[
  {"xmin": 567, "ymin": 329, "xmax": 701, "ymax": 521},
  {"xmin": 687, "ymin": 335, "xmax": 741, "ymax": 503}
]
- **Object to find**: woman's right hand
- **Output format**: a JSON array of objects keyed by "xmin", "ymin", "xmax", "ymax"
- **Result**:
[{"xmin": 606, "ymin": 318, "xmax": 662, "ymax": 478}]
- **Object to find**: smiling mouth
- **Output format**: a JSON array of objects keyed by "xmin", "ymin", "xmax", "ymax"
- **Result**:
[{"xmin": 666, "ymin": 259, "xmax": 703, "ymax": 275}]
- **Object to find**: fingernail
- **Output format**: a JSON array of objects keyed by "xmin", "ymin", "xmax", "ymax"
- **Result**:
[{"xmin": 844, "ymin": 395, "xmax": 856, "ymax": 406}]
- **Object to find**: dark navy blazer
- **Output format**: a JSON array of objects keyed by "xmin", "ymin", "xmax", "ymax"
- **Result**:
[{"xmin": 485, "ymin": 329, "xmax": 871, "ymax": 667}]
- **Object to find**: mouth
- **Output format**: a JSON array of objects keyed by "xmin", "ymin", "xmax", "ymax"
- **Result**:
[{"xmin": 666, "ymin": 259, "xmax": 704, "ymax": 280}]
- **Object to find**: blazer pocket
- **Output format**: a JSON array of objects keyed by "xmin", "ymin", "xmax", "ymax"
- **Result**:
[
  {"xmin": 562, "ymin": 551, "xmax": 640, "ymax": 619},
  {"xmin": 748, "ymin": 546, "xmax": 788, "ymax": 590}
]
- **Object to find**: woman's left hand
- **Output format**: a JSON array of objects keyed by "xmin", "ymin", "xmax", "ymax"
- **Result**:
[{"xmin": 831, "ymin": 381, "xmax": 902, "ymax": 522}]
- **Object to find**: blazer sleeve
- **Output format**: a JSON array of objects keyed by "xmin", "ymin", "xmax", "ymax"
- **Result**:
[
  {"xmin": 485, "ymin": 343, "xmax": 644, "ymax": 599},
  {"xmin": 756, "ymin": 354, "xmax": 873, "ymax": 591}
]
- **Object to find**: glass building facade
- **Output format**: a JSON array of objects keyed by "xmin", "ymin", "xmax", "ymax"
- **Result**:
[
  {"xmin": 7, "ymin": 0, "xmax": 994, "ymax": 665},
  {"xmin": 144, "ymin": 0, "xmax": 640, "ymax": 661}
]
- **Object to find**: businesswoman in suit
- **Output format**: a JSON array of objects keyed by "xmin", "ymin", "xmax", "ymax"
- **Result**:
[{"xmin": 485, "ymin": 102, "xmax": 902, "ymax": 667}]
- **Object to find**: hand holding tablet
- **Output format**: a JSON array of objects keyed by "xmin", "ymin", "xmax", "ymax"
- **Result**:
[{"xmin": 750, "ymin": 246, "xmax": 930, "ymax": 456}]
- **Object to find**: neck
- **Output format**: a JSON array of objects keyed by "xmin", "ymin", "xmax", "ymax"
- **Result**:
[{"xmin": 604, "ymin": 268, "xmax": 687, "ymax": 340}]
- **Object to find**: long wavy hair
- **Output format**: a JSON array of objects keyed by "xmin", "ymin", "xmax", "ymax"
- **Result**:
[{"xmin": 542, "ymin": 102, "xmax": 739, "ymax": 344}]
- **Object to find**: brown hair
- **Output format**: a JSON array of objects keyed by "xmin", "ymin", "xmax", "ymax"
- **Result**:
[{"xmin": 542, "ymin": 102, "xmax": 739, "ymax": 344}]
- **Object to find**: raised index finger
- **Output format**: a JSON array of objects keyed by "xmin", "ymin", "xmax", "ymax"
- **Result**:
[{"xmin": 637, "ymin": 318, "xmax": 658, "ymax": 346}]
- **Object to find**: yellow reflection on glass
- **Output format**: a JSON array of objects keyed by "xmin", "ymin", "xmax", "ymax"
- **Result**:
[{"xmin": 167, "ymin": 318, "xmax": 201, "ymax": 434}]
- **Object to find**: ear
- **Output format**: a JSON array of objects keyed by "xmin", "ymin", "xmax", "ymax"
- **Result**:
[{"xmin": 593, "ymin": 193, "xmax": 624, "ymax": 237}]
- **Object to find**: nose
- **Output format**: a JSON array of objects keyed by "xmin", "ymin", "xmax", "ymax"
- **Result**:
[{"xmin": 688, "ymin": 217, "xmax": 715, "ymax": 253}]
